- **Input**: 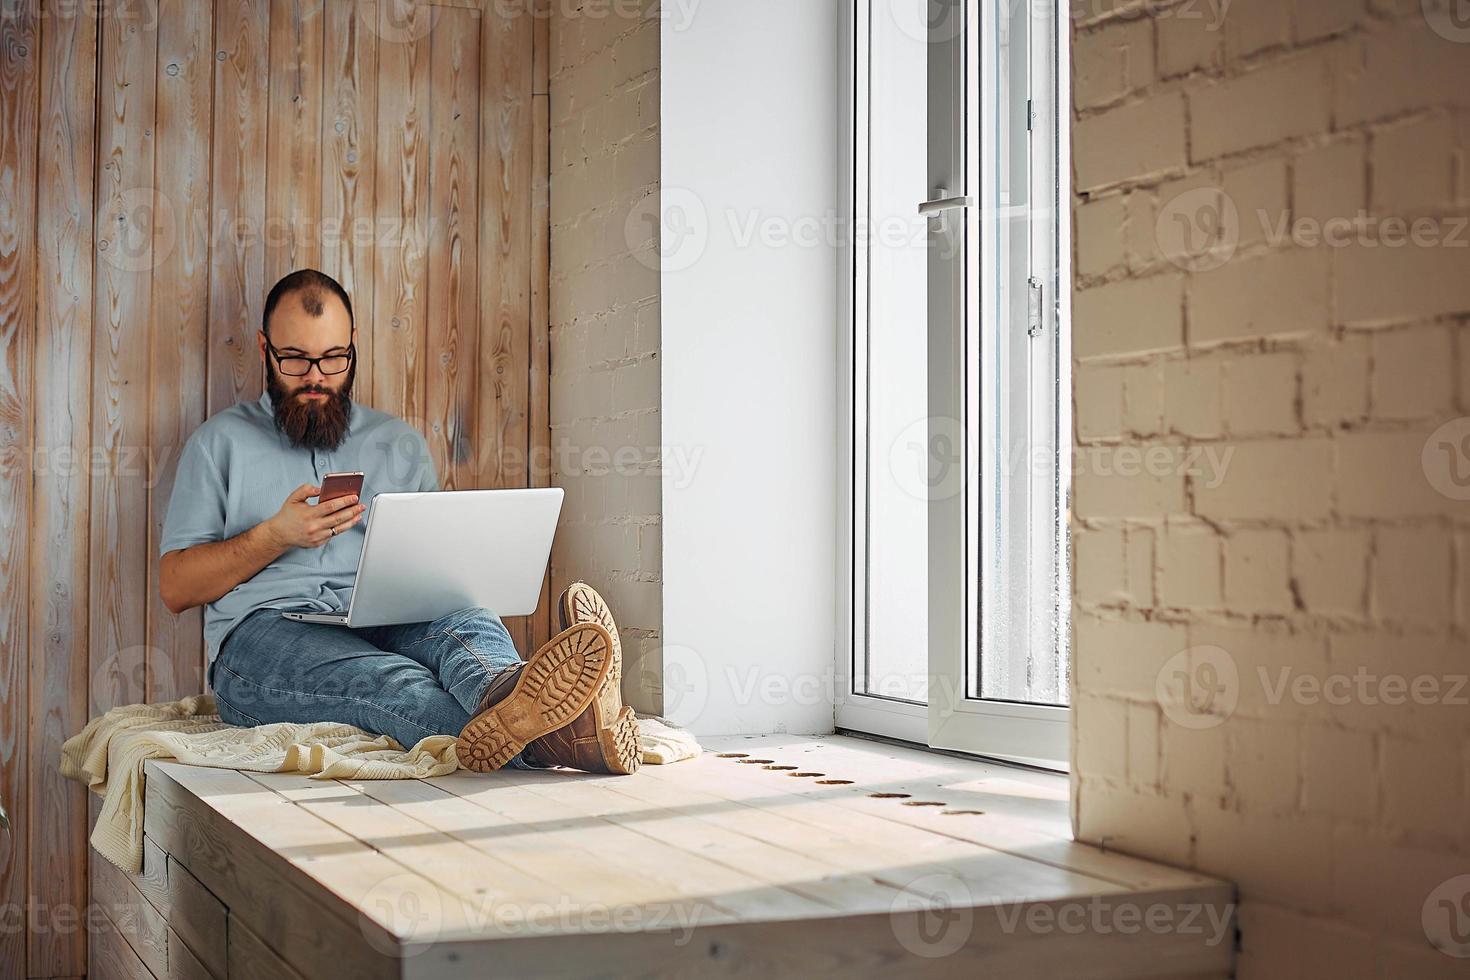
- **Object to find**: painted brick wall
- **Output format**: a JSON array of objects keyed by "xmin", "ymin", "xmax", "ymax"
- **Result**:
[
  {"xmin": 1070, "ymin": 0, "xmax": 1470, "ymax": 974},
  {"xmin": 549, "ymin": 0, "xmax": 662, "ymax": 712}
]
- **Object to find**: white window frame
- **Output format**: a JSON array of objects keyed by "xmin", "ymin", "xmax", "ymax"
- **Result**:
[{"xmin": 836, "ymin": 0, "xmax": 1071, "ymax": 771}]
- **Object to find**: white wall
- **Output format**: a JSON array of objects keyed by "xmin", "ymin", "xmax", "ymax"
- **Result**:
[{"xmin": 659, "ymin": 0, "xmax": 840, "ymax": 735}]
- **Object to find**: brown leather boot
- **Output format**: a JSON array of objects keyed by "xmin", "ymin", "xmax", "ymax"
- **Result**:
[
  {"xmin": 456, "ymin": 622, "xmax": 613, "ymax": 772},
  {"xmin": 521, "ymin": 583, "xmax": 640, "ymax": 775}
]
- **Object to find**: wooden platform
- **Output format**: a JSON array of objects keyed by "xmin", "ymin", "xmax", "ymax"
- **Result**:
[{"xmin": 90, "ymin": 735, "xmax": 1234, "ymax": 978}]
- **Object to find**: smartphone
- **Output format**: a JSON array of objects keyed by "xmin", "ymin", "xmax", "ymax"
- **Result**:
[{"xmin": 317, "ymin": 471, "xmax": 365, "ymax": 505}]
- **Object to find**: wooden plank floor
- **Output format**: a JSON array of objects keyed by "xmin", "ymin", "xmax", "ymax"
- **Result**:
[{"xmin": 140, "ymin": 735, "xmax": 1235, "ymax": 978}]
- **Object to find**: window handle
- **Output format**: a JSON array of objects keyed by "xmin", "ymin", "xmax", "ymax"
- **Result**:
[{"xmin": 918, "ymin": 194, "xmax": 974, "ymax": 216}]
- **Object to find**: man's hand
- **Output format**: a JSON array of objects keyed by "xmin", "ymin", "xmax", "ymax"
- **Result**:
[{"xmin": 265, "ymin": 483, "xmax": 366, "ymax": 550}]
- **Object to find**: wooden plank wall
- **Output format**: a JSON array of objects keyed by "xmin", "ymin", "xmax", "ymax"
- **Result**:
[{"xmin": 0, "ymin": 0, "xmax": 550, "ymax": 976}]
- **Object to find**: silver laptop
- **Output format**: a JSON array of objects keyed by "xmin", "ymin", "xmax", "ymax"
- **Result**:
[{"xmin": 281, "ymin": 487, "xmax": 564, "ymax": 628}]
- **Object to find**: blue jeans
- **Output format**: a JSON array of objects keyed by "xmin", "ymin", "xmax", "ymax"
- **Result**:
[{"xmin": 210, "ymin": 605, "xmax": 539, "ymax": 768}]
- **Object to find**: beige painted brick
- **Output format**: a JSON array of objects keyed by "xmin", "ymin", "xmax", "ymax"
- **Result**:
[
  {"xmin": 1294, "ymin": 0, "xmax": 1365, "ymax": 41},
  {"xmin": 1159, "ymin": 725, "xmax": 1230, "ymax": 813},
  {"xmin": 1126, "ymin": 700, "xmax": 1160, "ymax": 787},
  {"xmin": 1223, "ymin": 0, "xmax": 1292, "ymax": 59},
  {"xmin": 1235, "ymin": 902, "xmax": 1375, "ymax": 980},
  {"xmin": 1292, "ymin": 138, "xmax": 1366, "ymax": 229},
  {"xmin": 1299, "ymin": 724, "xmax": 1375, "ymax": 821},
  {"xmin": 1189, "ymin": 54, "xmax": 1331, "ymax": 161},
  {"xmin": 1373, "ymin": 114, "xmax": 1458, "ymax": 214},
  {"xmin": 1226, "ymin": 717, "xmax": 1300, "ymax": 813},
  {"xmin": 1225, "ymin": 528, "xmax": 1294, "ymax": 613},
  {"xmin": 1120, "ymin": 191, "xmax": 1159, "ymax": 269},
  {"xmin": 1145, "ymin": 170, "xmax": 1226, "ymax": 269},
  {"xmin": 1074, "ymin": 778, "xmax": 1195, "ymax": 867},
  {"xmin": 1075, "ymin": 194, "xmax": 1128, "ymax": 277},
  {"xmin": 1126, "ymin": 526, "xmax": 1156, "ymax": 607},
  {"xmin": 1074, "ymin": 613, "xmax": 1191, "ymax": 700},
  {"xmin": 1374, "ymin": 938, "xmax": 1470, "ymax": 980},
  {"xmin": 1293, "ymin": 528, "xmax": 1370, "ymax": 616},
  {"xmin": 1334, "ymin": 23, "xmax": 1470, "ymax": 129},
  {"xmin": 1458, "ymin": 532, "xmax": 1470, "ymax": 634},
  {"xmin": 1325, "ymin": 631, "xmax": 1468, "ymax": 741},
  {"xmin": 612, "ymin": 19, "xmax": 658, "ymax": 89},
  {"xmin": 1076, "ymin": 362, "xmax": 1126, "ymax": 439},
  {"xmin": 1074, "ymin": 446, "xmax": 1189, "ymax": 519},
  {"xmin": 1123, "ymin": 362, "xmax": 1163, "ymax": 435},
  {"xmin": 1223, "ymin": 351, "xmax": 1299, "ymax": 436},
  {"xmin": 1337, "ymin": 235, "xmax": 1470, "ymax": 326},
  {"xmin": 1331, "ymin": 832, "xmax": 1466, "ymax": 945},
  {"xmin": 1075, "ymin": 525, "xmax": 1128, "ymax": 604},
  {"xmin": 1070, "ymin": 6, "xmax": 1470, "ymax": 960},
  {"xmin": 1074, "ymin": 274, "xmax": 1185, "ymax": 358},
  {"xmin": 1194, "ymin": 438, "xmax": 1333, "ymax": 522},
  {"xmin": 1222, "ymin": 157, "xmax": 1287, "ymax": 249},
  {"xmin": 1188, "ymin": 621, "xmax": 1332, "ymax": 722},
  {"xmin": 1157, "ymin": 523, "xmax": 1223, "ymax": 608},
  {"xmin": 1073, "ymin": 18, "xmax": 1154, "ymax": 110},
  {"xmin": 1195, "ymin": 806, "xmax": 1333, "ymax": 908},
  {"xmin": 1338, "ymin": 431, "xmax": 1455, "ymax": 519},
  {"xmin": 1461, "ymin": 322, "xmax": 1470, "ymax": 412},
  {"xmin": 1372, "ymin": 525, "xmax": 1453, "ymax": 626},
  {"xmin": 1302, "ymin": 333, "xmax": 1369, "ymax": 428},
  {"xmin": 1188, "ymin": 247, "xmax": 1330, "ymax": 346},
  {"xmin": 1163, "ymin": 357, "xmax": 1223, "ymax": 437},
  {"xmin": 1075, "ymin": 693, "xmax": 1129, "ymax": 780},
  {"xmin": 1156, "ymin": 5, "xmax": 1221, "ymax": 77},
  {"xmin": 1460, "ymin": 111, "xmax": 1470, "ymax": 206},
  {"xmin": 1381, "ymin": 733, "xmax": 1463, "ymax": 841},
  {"xmin": 1074, "ymin": 92, "xmax": 1187, "ymax": 191},
  {"xmin": 1372, "ymin": 324, "xmax": 1454, "ymax": 420}
]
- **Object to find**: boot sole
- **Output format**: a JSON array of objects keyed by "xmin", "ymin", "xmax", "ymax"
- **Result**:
[
  {"xmin": 560, "ymin": 582, "xmax": 622, "ymax": 702},
  {"xmin": 560, "ymin": 584, "xmax": 640, "ymax": 775},
  {"xmin": 599, "ymin": 705, "xmax": 642, "ymax": 775},
  {"xmin": 456, "ymin": 623, "xmax": 613, "ymax": 772}
]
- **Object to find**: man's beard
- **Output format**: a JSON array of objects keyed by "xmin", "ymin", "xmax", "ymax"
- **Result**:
[{"xmin": 267, "ymin": 362, "xmax": 355, "ymax": 452}]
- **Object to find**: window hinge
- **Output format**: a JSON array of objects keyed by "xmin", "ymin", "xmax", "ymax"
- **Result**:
[
  {"xmin": 1027, "ymin": 277, "xmax": 1044, "ymax": 338},
  {"xmin": 1026, "ymin": 99, "xmax": 1034, "ymax": 132}
]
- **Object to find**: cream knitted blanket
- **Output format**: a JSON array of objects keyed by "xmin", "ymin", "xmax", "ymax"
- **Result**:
[{"xmin": 61, "ymin": 695, "xmax": 700, "ymax": 874}]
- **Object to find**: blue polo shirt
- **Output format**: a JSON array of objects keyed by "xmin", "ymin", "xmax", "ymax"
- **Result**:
[{"xmin": 159, "ymin": 389, "xmax": 439, "ymax": 666}]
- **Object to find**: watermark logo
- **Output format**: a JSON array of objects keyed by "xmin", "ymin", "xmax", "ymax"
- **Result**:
[
  {"xmin": 1156, "ymin": 187, "xmax": 1238, "ymax": 272},
  {"xmin": 1423, "ymin": 0, "xmax": 1470, "ymax": 43},
  {"xmin": 657, "ymin": 642, "xmax": 709, "ymax": 726},
  {"xmin": 885, "ymin": 422, "xmax": 1235, "ymax": 503},
  {"xmin": 360, "ymin": 873, "xmax": 444, "ymax": 957},
  {"xmin": 993, "ymin": 897, "xmax": 1234, "ymax": 946},
  {"xmin": 626, "ymin": 187, "xmax": 708, "ymax": 273},
  {"xmin": 887, "ymin": 0, "xmax": 965, "ymax": 44},
  {"xmin": 364, "ymin": 0, "xmax": 438, "ymax": 44},
  {"xmin": 889, "ymin": 415, "xmax": 964, "ymax": 502},
  {"xmin": 1423, "ymin": 875, "xmax": 1470, "ymax": 958},
  {"xmin": 96, "ymin": 187, "xmax": 176, "ymax": 273},
  {"xmin": 1156, "ymin": 645, "xmax": 1239, "ymax": 729},
  {"xmin": 890, "ymin": 873, "xmax": 974, "ymax": 958},
  {"xmin": 1422, "ymin": 417, "xmax": 1470, "ymax": 501},
  {"xmin": 90, "ymin": 645, "xmax": 157, "ymax": 711}
]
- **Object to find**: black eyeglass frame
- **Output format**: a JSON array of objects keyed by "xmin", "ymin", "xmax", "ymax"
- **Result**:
[{"xmin": 266, "ymin": 338, "xmax": 357, "ymax": 377}]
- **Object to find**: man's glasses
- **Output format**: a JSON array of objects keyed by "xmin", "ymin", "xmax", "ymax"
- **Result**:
[{"xmin": 267, "ymin": 340, "xmax": 355, "ymax": 377}]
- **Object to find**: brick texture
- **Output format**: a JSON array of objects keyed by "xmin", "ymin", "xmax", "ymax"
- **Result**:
[
  {"xmin": 550, "ymin": 0, "xmax": 661, "ymax": 711},
  {"xmin": 1071, "ymin": 3, "xmax": 1470, "ymax": 974}
]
